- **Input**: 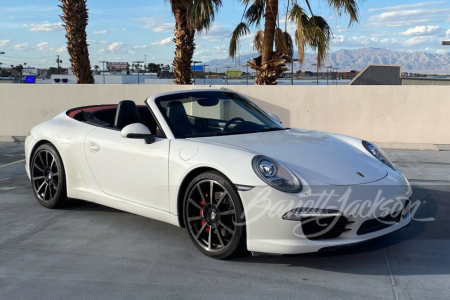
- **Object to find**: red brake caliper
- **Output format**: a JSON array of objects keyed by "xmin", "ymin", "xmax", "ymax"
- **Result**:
[{"xmin": 200, "ymin": 199, "xmax": 210, "ymax": 233}]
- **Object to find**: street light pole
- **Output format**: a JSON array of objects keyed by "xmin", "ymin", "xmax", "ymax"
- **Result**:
[
  {"xmin": 203, "ymin": 64, "xmax": 209, "ymax": 85},
  {"xmin": 442, "ymin": 41, "xmax": 450, "ymax": 46},
  {"xmin": 312, "ymin": 63, "xmax": 318, "ymax": 85},
  {"xmin": 326, "ymin": 66, "xmax": 331, "ymax": 85},
  {"xmin": 334, "ymin": 68, "xmax": 340, "ymax": 85},
  {"xmin": 291, "ymin": 59, "xmax": 300, "ymax": 85},
  {"xmin": 99, "ymin": 61, "xmax": 108, "ymax": 84},
  {"xmin": 132, "ymin": 61, "xmax": 144, "ymax": 84},
  {"xmin": 144, "ymin": 55, "xmax": 147, "ymax": 73},
  {"xmin": 192, "ymin": 61, "xmax": 202, "ymax": 85},
  {"xmin": 242, "ymin": 65, "xmax": 249, "ymax": 85}
]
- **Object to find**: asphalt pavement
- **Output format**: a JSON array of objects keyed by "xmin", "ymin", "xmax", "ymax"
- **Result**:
[{"xmin": 0, "ymin": 142, "xmax": 449, "ymax": 300}]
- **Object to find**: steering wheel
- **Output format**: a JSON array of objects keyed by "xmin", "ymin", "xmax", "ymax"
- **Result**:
[{"xmin": 223, "ymin": 117, "xmax": 245, "ymax": 131}]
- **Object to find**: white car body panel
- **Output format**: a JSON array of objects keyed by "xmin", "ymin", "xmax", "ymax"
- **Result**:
[{"xmin": 25, "ymin": 89, "xmax": 412, "ymax": 255}]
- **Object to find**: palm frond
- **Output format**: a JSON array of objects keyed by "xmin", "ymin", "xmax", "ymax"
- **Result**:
[
  {"xmin": 190, "ymin": 0, "xmax": 223, "ymax": 32},
  {"xmin": 284, "ymin": 31, "xmax": 294, "ymax": 60},
  {"xmin": 253, "ymin": 30, "xmax": 264, "ymax": 55},
  {"xmin": 274, "ymin": 28, "xmax": 288, "ymax": 54},
  {"xmin": 305, "ymin": 16, "xmax": 332, "ymax": 67},
  {"xmin": 327, "ymin": 0, "xmax": 359, "ymax": 26},
  {"xmin": 229, "ymin": 22, "xmax": 250, "ymax": 58},
  {"xmin": 289, "ymin": 4, "xmax": 308, "ymax": 64},
  {"xmin": 244, "ymin": 0, "xmax": 266, "ymax": 27}
]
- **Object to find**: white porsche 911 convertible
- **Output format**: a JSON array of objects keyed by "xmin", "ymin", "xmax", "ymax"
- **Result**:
[{"xmin": 25, "ymin": 89, "xmax": 412, "ymax": 259}]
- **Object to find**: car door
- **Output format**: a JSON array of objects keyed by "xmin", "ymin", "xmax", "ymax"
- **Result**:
[{"xmin": 85, "ymin": 126, "xmax": 170, "ymax": 211}]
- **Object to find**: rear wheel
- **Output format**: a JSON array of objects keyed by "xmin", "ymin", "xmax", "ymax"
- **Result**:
[
  {"xmin": 31, "ymin": 144, "xmax": 67, "ymax": 209},
  {"xmin": 183, "ymin": 171, "xmax": 247, "ymax": 259}
]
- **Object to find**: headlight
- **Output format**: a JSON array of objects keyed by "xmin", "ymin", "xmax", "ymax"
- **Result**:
[
  {"xmin": 362, "ymin": 141, "xmax": 396, "ymax": 170},
  {"xmin": 252, "ymin": 156, "xmax": 302, "ymax": 193}
]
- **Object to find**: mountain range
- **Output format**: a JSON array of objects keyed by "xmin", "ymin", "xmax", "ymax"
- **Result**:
[{"xmin": 203, "ymin": 47, "xmax": 450, "ymax": 74}]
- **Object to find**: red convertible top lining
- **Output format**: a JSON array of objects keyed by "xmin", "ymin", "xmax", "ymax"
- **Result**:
[{"xmin": 67, "ymin": 104, "xmax": 146, "ymax": 118}]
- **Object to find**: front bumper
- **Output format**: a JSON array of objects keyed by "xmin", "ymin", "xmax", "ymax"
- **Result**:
[{"xmin": 238, "ymin": 171, "xmax": 412, "ymax": 255}]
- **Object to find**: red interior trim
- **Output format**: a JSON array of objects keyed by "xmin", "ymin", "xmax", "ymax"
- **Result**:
[{"xmin": 67, "ymin": 104, "xmax": 146, "ymax": 118}]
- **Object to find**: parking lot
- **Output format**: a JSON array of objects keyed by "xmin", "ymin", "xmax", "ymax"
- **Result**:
[{"xmin": 0, "ymin": 141, "xmax": 449, "ymax": 300}]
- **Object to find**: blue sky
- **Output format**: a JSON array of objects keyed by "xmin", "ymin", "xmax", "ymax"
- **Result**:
[{"xmin": 0, "ymin": 0, "xmax": 449, "ymax": 68}]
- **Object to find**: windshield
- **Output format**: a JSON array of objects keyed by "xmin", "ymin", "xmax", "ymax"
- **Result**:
[{"xmin": 155, "ymin": 91, "xmax": 285, "ymax": 138}]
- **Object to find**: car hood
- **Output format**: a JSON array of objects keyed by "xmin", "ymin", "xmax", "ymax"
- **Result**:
[{"xmin": 190, "ymin": 129, "xmax": 387, "ymax": 185}]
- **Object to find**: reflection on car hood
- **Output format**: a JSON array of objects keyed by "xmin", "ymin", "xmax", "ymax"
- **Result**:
[{"xmin": 190, "ymin": 129, "xmax": 387, "ymax": 185}]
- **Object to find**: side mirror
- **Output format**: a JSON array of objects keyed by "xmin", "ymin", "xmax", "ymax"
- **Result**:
[
  {"xmin": 268, "ymin": 113, "xmax": 282, "ymax": 124},
  {"xmin": 121, "ymin": 123, "xmax": 155, "ymax": 144}
]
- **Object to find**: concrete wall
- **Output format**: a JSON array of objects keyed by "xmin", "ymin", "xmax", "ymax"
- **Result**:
[
  {"xmin": 0, "ymin": 84, "xmax": 449, "ymax": 144},
  {"xmin": 402, "ymin": 78, "xmax": 450, "ymax": 85}
]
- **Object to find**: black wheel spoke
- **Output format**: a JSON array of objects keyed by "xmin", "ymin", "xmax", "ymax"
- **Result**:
[
  {"xmin": 49, "ymin": 184, "xmax": 54, "ymax": 199},
  {"xmin": 33, "ymin": 176, "xmax": 44, "ymax": 181},
  {"xmin": 36, "ymin": 181, "xmax": 46, "ymax": 193},
  {"xmin": 188, "ymin": 215, "xmax": 204, "ymax": 222},
  {"xmin": 34, "ymin": 164, "xmax": 44, "ymax": 172},
  {"xmin": 43, "ymin": 183, "xmax": 49, "ymax": 200},
  {"xmin": 219, "ymin": 210, "xmax": 236, "ymax": 216},
  {"xmin": 38, "ymin": 152, "xmax": 46, "ymax": 168},
  {"xmin": 197, "ymin": 185, "xmax": 206, "ymax": 203},
  {"xmin": 50, "ymin": 157, "xmax": 55, "ymax": 170},
  {"xmin": 195, "ymin": 223, "xmax": 208, "ymax": 240},
  {"xmin": 52, "ymin": 172, "xmax": 59, "ymax": 177},
  {"xmin": 209, "ymin": 181, "xmax": 214, "ymax": 205},
  {"xmin": 215, "ymin": 229, "xmax": 224, "ymax": 247},
  {"xmin": 188, "ymin": 198, "xmax": 202, "ymax": 210},
  {"xmin": 216, "ymin": 191, "xmax": 228, "ymax": 207},
  {"xmin": 208, "ymin": 228, "xmax": 212, "ymax": 251},
  {"xmin": 219, "ymin": 221, "xmax": 235, "ymax": 235}
]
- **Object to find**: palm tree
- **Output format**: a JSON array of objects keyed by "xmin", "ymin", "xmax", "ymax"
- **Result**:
[
  {"xmin": 166, "ymin": 0, "xmax": 222, "ymax": 85},
  {"xmin": 59, "ymin": 0, "xmax": 95, "ymax": 84},
  {"xmin": 94, "ymin": 65, "xmax": 100, "ymax": 74},
  {"xmin": 229, "ymin": 0, "xmax": 359, "ymax": 85}
]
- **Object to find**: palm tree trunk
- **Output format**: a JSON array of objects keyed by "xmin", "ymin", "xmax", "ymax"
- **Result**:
[
  {"xmin": 253, "ymin": 0, "xmax": 282, "ymax": 85},
  {"xmin": 171, "ymin": 1, "xmax": 195, "ymax": 85},
  {"xmin": 59, "ymin": 0, "xmax": 94, "ymax": 84},
  {"xmin": 262, "ymin": 0, "xmax": 278, "ymax": 65}
]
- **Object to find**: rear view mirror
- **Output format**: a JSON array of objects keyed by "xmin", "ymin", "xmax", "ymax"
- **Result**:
[
  {"xmin": 197, "ymin": 98, "xmax": 220, "ymax": 107},
  {"xmin": 121, "ymin": 123, "xmax": 155, "ymax": 144}
]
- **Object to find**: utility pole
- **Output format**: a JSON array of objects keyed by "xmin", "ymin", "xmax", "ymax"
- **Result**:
[
  {"xmin": 56, "ymin": 55, "xmax": 63, "ymax": 74},
  {"xmin": 203, "ymin": 64, "xmax": 209, "ymax": 85},
  {"xmin": 291, "ymin": 59, "xmax": 300, "ymax": 85},
  {"xmin": 99, "ymin": 61, "xmax": 108, "ymax": 84},
  {"xmin": 242, "ymin": 65, "xmax": 249, "ymax": 85},
  {"xmin": 326, "ymin": 66, "xmax": 332, "ymax": 85},
  {"xmin": 334, "ymin": 68, "xmax": 340, "ymax": 85},
  {"xmin": 192, "ymin": 61, "xmax": 202, "ymax": 85},
  {"xmin": 312, "ymin": 63, "xmax": 318, "ymax": 85},
  {"xmin": 133, "ymin": 61, "xmax": 144, "ymax": 84}
]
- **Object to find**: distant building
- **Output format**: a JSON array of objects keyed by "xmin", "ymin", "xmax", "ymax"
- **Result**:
[{"xmin": 107, "ymin": 62, "xmax": 129, "ymax": 72}]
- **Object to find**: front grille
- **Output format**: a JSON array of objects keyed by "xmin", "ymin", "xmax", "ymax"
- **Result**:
[
  {"xmin": 301, "ymin": 216, "xmax": 353, "ymax": 240},
  {"xmin": 357, "ymin": 210, "xmax": 402, "ymax": 235}
]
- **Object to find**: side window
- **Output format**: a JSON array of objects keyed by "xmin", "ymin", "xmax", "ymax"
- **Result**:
[{"xmin": 137, "ymin": 106, "xmax": 165, "ymax": 138}]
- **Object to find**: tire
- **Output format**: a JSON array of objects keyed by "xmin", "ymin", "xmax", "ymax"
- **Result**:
[
  {"xmin": 30, "ymin": 144, "xmax": 67, "ymax": 209},
  {"xmin": 183, "ymin": 171, "xmax": 247, "ymax": 259}
]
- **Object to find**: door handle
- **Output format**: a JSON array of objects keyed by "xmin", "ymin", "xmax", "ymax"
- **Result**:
[{"xmin": 88, "ymin": 142, "xmax": 100, "ymax": 152}]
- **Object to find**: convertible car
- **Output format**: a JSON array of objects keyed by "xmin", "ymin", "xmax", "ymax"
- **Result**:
[{"xmin": 25, "ymin": 89, "xmax": 411, "ymax": 259}]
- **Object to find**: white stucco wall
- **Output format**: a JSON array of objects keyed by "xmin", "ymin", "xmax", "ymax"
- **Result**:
[{"xmin": 0, "ymin": 84, "xmax": 449, "ymax": 144}]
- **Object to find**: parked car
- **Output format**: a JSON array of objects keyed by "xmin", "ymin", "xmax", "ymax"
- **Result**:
[{"xmin": 25, "ymin": 89, "xmax": 411, "ymax": 259}]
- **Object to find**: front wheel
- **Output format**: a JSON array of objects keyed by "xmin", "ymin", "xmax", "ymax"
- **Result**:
[
  {"xmin": 31, "ymin": 144, "xmax": 67, "ymax": 209},
  {"xmin": 183, "ymin": 171, "xmax": 247, "ymax": 259}
]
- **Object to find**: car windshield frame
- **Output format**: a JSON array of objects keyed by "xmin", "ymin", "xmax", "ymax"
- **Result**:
[{"xmin": 155, "ymin": 91, "xmax": 286, "ymax": 139}]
